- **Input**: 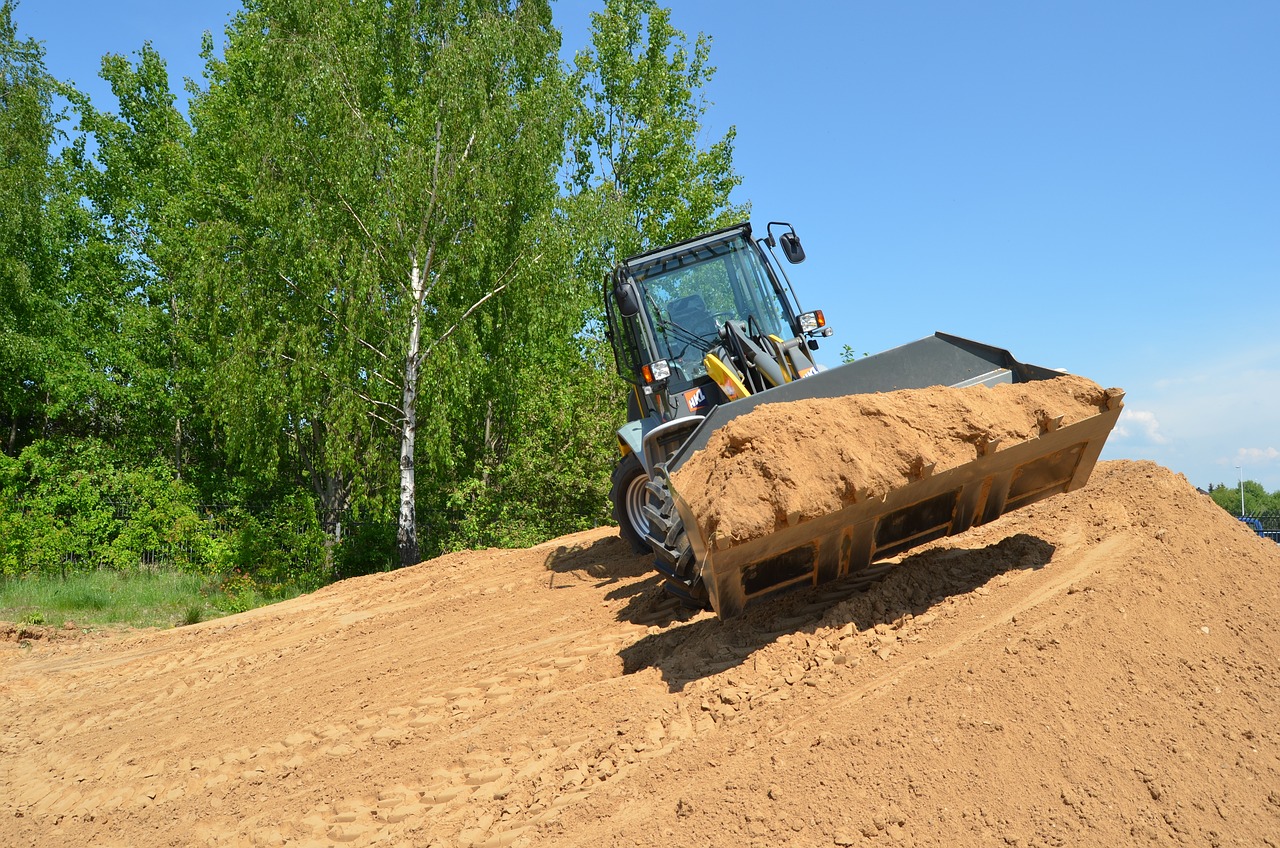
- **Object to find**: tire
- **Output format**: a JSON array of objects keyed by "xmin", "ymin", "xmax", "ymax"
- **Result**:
[
  {"xmin": 642, "ymin": 470, "xmax": 711, "ymax": 610},
  {"xmin": 610, "ymin": 452, "xmax": 653, "ymax": 555}
]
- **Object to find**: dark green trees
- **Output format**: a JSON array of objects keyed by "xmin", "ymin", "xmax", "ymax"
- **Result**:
[{"xmin": 2, "ymin": 0, "xmax": 746, "ymax": 584}]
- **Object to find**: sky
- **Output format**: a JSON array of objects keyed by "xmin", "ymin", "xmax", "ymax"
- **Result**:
[{"xmin": 13, "ymin": 0, "xmax": 1280, "ymax": 494}]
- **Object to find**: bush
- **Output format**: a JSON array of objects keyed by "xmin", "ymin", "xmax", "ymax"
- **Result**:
[
  {"xmin": 0, "ymin": 439, "xmax": 212, "ymax": 576},
  {"xmin": 226, "ymin": 491, "xmax": 329, "ymax": 592},
  {"xmin": 333, "ymin": 518, "xmax": 398, "ymax": 578},
  {"xmin": 0, "ymin": 439, "xmax": 333, "ymax": 597}
]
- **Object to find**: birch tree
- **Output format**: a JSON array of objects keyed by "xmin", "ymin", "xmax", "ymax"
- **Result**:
[{"xmin": 189, "ymin": 0, "xmax": 565, "ymax": 568}]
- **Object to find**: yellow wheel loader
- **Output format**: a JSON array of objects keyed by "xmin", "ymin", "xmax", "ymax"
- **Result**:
[{"xmin": 605, "ymin": 221, "xmax": 1123, "ymax": 617}]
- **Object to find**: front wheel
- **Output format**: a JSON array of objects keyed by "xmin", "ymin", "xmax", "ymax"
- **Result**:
[{"xmin": 610, "ymin": 452, "xmax": 653, "ymax": 555}]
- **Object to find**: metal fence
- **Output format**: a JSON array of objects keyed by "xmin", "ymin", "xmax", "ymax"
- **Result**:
[{"xmin": 1241, "ymin": 511, "xmax": 1280, "ymax": 544}]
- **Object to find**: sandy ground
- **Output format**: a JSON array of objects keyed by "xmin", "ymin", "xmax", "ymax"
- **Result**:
[{"xmin": 3, "ymin": 460, "xmax": 1279, "ymax": 847}]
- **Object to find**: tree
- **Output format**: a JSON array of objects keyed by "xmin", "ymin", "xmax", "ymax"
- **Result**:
[
  {"xmin": 0, "ymin": 3, "xmax": 125, "ymax": 455},
  {"xmin": 188, "ymin": 0, "xmax": 567, "ymax": 568},
  {"xmin": 0, "ymin": 0, "xmax": 61, "ymax": 455},
  {"xmin": 1209, "ymin": 478, "xmax": 1280, "ymax": 517},
  {"xmin": 437, "ymin": 0, "xmax": 753, "ymax": 551},
  {"xmin": 1, "ymin": 0, "xmax": 754, "ymax": 588},
  {"xmin": 69, "ymin": 44, "xmax": 203, "ymax": 475},
  {"xmin": 568, "ymin": 0, "xmax": 746, "ymax": 257},
  {"xmin": 1, "ymin": 5, "xmax": 195, "ymax": 467},
  {"xmin": 462, "ymin": 0, "xmax": 747, "ymax": 530},
  {"xmin": 428, "ymin": 203, "xmax": 621, "ymax": 550}
]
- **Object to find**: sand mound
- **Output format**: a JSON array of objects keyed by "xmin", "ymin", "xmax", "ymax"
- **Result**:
[
  {"xmin": 3, "ymin": 460, "xmax": 1279, "ymax": 847},
  {"xmin": 672, "ymin": 375, "xmax": 1117, "ymax": 546}
]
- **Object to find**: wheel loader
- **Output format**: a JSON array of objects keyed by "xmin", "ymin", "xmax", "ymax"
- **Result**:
[{"xmin": 604, "ymin": 221, "xmax": 1123, "ymax": 617}]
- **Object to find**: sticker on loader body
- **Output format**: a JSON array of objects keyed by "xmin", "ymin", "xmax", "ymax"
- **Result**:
[{"xmin": 682, "ymin": 386, "xmax": 715, "ymax": 415}]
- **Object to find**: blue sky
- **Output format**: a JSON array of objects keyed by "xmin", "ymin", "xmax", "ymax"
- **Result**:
[{"xmin": 14, "ymin": 0, "xmax": 1280, "ymax": 493}]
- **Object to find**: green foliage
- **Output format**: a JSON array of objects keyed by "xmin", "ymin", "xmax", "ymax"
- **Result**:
[
  {"xmin": 422, "ymin": 199, "xmax": 625, "ymax": 553},
  {"xmin": 65, "ymin": 43, "xmax": 204, "ymax": 471},
  {"xmin": 1, "ymin": 0, "xmax": 749, "ymax": 604},
  {"xmin": 3, "ymin": 9, "xmax": 210, "ymax": 478},
  {"xmin": 0, "ymin": 438, "xmax": 335, "ymax": 596},
  {"xmin": 210, "ymin": 570, "xmax": 258, "ymax": 614},
  {"xmin": 1208, "ymin": 479, "xmax": 1280, "ymax": 516},
  {"xmin": 224, "ymin": 492, "xmax": 329, "ymax": 592},
  {"xmin": 0, "ymin": 439, "xmax": 200, "ymax": 575},
  {"xmin": 186, "ymin": 0, "xmax": 572, "ymax": 563},
  {"xmin": 568, "ymin": 0, "xmax": 746, "ymax": 255},
  {"xmin": 1, "ymin": 1, "xmax": 66, "ymax": 456},
  {"xmin": 839, "ymin": 344, "xmax": 869, "ymax": 363},
  {"xmin": 429, "ymin": 0, "xmax": 753, "ymax": 557},
  {"xmin": 333, "ymin": 519, "xmax": 398, "ymax": 578}
]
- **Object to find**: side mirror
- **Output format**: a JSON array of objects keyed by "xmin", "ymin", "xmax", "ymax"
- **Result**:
[
  {"xmin": 780, "ymin": 232, "xmax": 805, "ymax": 264},
  {"xmin": 615, "ymin": 280, "xmax": 641, "ymax": 318}
]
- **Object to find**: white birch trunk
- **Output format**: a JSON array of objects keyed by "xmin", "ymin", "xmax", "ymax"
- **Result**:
[{"xmin": 397, "ymin": 253, "xmax": 426, "ymax": 567}]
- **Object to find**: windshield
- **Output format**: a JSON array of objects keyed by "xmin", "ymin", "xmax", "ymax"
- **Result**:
[{"xmin": 629, "ymin": 233, "xmax": 791, "ymax": 381}]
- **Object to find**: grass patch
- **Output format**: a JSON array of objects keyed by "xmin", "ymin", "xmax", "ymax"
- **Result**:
[
  {"xmin": 181, "ymin": 603, "xmax": 206, "ymax": 626},
  {"xmin": 0, "ymin": 570, "xmax": 308, "ymax": 630}
]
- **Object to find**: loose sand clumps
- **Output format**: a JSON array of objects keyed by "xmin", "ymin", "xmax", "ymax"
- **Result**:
[
  {"xmin": 671, "ymin": 374, "xmax": 1116, "ymax": 548},
  {"xmin": 3, "ymin": 459, "xmax": 1280, "ymax": 848}
]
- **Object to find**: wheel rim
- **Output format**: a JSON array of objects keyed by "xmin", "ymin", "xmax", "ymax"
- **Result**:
[{"xmin": 624, "ymin": 471, "xmax": 650, "ymax": 539}]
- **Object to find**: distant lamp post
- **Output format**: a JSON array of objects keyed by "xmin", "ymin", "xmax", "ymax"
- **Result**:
[{"xmin": 1236, "ymin": 465, "xmax": 1245, "ymax": 517}]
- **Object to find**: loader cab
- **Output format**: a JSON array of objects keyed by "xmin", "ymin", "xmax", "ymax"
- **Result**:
[{"xmin": 605, "ymin": 222, "xmax": 823, "ymax": 424}]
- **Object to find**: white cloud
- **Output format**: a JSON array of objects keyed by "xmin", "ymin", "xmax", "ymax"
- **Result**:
[
  {"xmin": 1104, "ymin": 344, "xmax": 1280, "ymax": 490},
  {"xmin": 1236, "ymin": 446, "xmax": 1280, "ymax": 466},
  {"xmin": 1114, "ymin": 408, "xmax": 1167, "ymax": 444}
]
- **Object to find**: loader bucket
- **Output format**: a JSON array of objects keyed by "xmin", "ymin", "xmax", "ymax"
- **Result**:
[{"xmin": 662, "ymin": 333, "xmax": 1124, "ymax": 618}]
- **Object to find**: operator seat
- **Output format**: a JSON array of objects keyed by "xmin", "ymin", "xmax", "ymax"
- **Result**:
[{"xmin": 667, "ymin": 294, "xmax": 719, "ymax": 340}]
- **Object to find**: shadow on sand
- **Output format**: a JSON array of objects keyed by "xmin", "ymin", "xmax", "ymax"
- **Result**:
[
  {"xmin": 615, "ymin": 532, "xmax": 1056, "ymax": 692},
  {"xmin": 541, "ymin": 533, "xmax": 661, "ymax": 596}
]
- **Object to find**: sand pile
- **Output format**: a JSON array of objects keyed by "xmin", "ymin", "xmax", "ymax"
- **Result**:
[
  {"xmin": 672, "ymin": 375, "xmax": 1117, "ymax": 547},
  {"xmin": 3, "ymin": 460, "xmax": 1279, "ymax": 848}
]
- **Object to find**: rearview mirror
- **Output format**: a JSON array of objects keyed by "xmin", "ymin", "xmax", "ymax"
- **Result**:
[
  {"xmin": 780, "ymin": 232, "xmax": 805, "ymax": 264},
  {"xmin": 615, "ymin": 280, "xmax": 641, "ymax": 318}
]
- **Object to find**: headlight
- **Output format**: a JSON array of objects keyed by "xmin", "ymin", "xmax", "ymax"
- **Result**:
[
  {"xmin": 798, "ymin": 310, "xmax": 826, "ymax": 333},
  {"xmin": 642, "ymin": 359, "xmax": 671, "ymax": 383}
]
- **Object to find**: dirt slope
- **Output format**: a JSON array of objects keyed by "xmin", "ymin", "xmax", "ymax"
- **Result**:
[{"xmin": 3, "ymin": 460, "xmax": 1279, "ymax": 847}]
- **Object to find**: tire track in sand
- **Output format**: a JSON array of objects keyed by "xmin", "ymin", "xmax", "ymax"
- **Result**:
[{"xmin": 771, "ymin": 534, "xmax": 1135, "ymax": 732}]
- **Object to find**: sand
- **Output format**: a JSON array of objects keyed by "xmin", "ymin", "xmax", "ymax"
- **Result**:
[
  {"xmin": 672, "ymin": 375, "xmax": 1117, "ymax": 547},
  {"xmin": 2, "ymin": 459, "xmax": 1279, "ymax": 847}
]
